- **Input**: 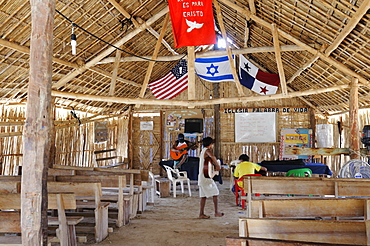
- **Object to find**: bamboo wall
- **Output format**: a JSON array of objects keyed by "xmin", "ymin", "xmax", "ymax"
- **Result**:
[
  {"xmin": 0, "ymin": 106, "xmax": 129, "ymax": 175},
  {"xmin": 0, "ymin": 106, "xmax": 24, "ymax": 175}
]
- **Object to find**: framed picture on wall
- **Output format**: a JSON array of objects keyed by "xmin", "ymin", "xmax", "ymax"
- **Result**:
[{"xmin": 140, "ymin": 121, "xmax": 154, "ymax": 131}]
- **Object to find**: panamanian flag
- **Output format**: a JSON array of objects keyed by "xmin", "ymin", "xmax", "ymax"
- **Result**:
[
  {"xmin": 239, "ymin": 55, "xmax": 280, "ymax": 95},
  {"xmin": 195, "ymin": 56, "xmax": 235, "ymax": 82}
]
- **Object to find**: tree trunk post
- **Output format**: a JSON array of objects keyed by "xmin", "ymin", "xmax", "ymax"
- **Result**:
[
  {"xmin": 349, "ymin": 77, "xmax": 360, "ymax": 160},
  {"xmin": 21, "ymin": 0, "xmax": 56, "ymax": 245}
]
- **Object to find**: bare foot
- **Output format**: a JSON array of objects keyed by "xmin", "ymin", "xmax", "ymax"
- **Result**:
[
  {"xmin": 199, "ymin": 214, "xmax": 210, "ymax": 219},
  {"xmin": 215, "ymin": 212, "xmax": 224, "ymax": 217}
]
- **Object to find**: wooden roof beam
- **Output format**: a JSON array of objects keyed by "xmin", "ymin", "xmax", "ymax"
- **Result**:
[
  {"xmin": 286, "ymin": 44, "xmax": 327, "ymax": 84},
  {"xmin": 323, "ymin": 0, "xmax": 370, "ymax": 56},
  {"xmin": 271, "ymin": 23, "xmax": 287, "ymax": 96},
  {"xmin": 108, "ymin": 48, "xmax": 122, "ymax": 103},
  {"xmin": 53, "ymin": 6, "xmax": 169, "ymax": 89},
  {"xmin": 97, "ymin": 45, "xmax": 305, "ymax": 64},
  {"xmin": 137, "ymin": 14, "xmax": 170, "ymax": 106},
  {"xmin": 136, "ymin": 17, "xmax": 178, "ymax": 55},
  {"xmin": 217, "ymin": 0, "xmax": 370, "ymax": 87},
  {"xmin": 51, "ymin": 83, "xmax": 349, "ymax": 107},
  {"xmin": 106, "ymin": 0, "xmax": 176, "ymax": 55},
  {"xmin": 214, "ymin": 0, "xmax": 245, "ymax": 96},
  {"xmin": 0, "ymin": 38, "xmax": 141, "ymax": 88}
]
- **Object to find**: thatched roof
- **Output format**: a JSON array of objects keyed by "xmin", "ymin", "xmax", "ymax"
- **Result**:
[{"xmin": 0, "ymin": 0, "xmax": 369, "ymax": 116}]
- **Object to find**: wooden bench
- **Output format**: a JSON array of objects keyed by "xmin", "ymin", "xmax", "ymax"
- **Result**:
[
  {"xmin": 54, "ymin": 175, "xmax": 130, "ymax": 227},
  {"xmin": 0, "ymin": 193, "xmax": 83, "ymax": 246},
  {"xmin": 51, "ymin": 165, "xmax": 150, "ymax": 216},
  {"xmin": 74, "ymin": 168, "xmax": 148, "ymax": 216},
  {"xmin": 0, "ymin": 179, "xmax": 21, "ymax": 194},
  {"xmin": 48, "ymin": 181, "xmax": 109, "ymax": 243},
  {"xmin": 250, "ymin": 198, "xmax": 370, "ymax": 219},
  {"xmin": 239, "ymin": 218, "xmax": 370, "ymax": 245},
  {"xmin": 242, "ymin": 176, "xmax": 370, "ymax": 217},
  {"xmin": 237, "ymin": 177, "xmax": 370, "ymax": 245}
]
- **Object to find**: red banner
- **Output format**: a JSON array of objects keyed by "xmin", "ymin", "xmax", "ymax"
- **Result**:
[{"xmin": 168, "ymin": 0, "xmax": 216, "ymax": 48}]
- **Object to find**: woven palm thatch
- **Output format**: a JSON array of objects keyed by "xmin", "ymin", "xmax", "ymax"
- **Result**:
[{"xmin": 0, "ymin": 0, "xmax": 368, "ymax": 115}]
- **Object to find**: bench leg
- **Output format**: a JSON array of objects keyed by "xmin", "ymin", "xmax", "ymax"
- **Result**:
[
  {"xmin": 95, "ymin": 206, "xmax": 109, "ymax": 242},
  {"xmin": 68, "ymin": 225, "xmax": 77, "ymax": 246}
]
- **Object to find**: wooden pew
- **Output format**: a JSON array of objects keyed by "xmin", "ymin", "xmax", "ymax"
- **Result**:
[
  {"xmin": 93, "ymin": 168, "xmax": 150, "ymax": 214},
  {"xmin": 242, "ymin": 176, "xmax": 370, "ymax": 217},
  {"xmin": 54, "ymin": 175, "xmax": 130, "ymax": 227},
  {"xmin": 74, "ymin": 169, "xmax": 145, "ymax": 217},
  {"xmin": 52, "ymin": 164, "xmax": 94, "ymax": 171},
  {"xmin": 225, "ymin": 237, "xmax": 344, "ymax": 246},
  {"xmin": 250, "ymin": 198, "xmax": 370, "ymax": 219},
  {"xmin": 0, "ymin": 193, "xmax": 83, "ymax": 246},
  {"xmin": 51, "ymin": 165, "xmax": 150, "ymax": 216},
  {"xmin": 0, "ymin": 176, "xmax": 21, "ymax": 193},
  {"xmin": 48, "ymin": 182, "xmax": 109, "ymax": 243},
  {"xmin": 239, "ymin": 218, "xmax": 370, "ymax": 245}
]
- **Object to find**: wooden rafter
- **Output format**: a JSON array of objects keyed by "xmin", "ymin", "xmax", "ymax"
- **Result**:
[
  {"xmin": 0, "ymin": 38, "xmax": 141, "ymax": 88},
  {"xmin": 323, "ymin": 0, "xmax": 370, "ymax": 56},
  {"xmin": 51, "ymin": 83, "xmax": 349, "ymax": 107},
  {"xmin": 217, "ymin": 0, "xmax": 370, "ymax": 87},
  {"xmin": 271, "ymin": 23, "xmax": 287, "ymax": 96},
  {"xmin": 108, "ymin": 48, "xmax": 122, "ymax": 97},
  {"xmin": 53, "ymin": 7, "xmax": 169, "ymax": 89},
  {"xmin": 214, "ymin": 0, "xmax": 245, "ymax": 96},
  {"xmin": 106, "ymin": 0, "xmax": 176, "ymax": 55},
  {"xmin": 137, "ymin": 14, "xmax": 170, "ymax": 105}
]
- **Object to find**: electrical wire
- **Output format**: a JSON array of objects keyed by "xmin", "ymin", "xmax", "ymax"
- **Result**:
[{"xmin": 56, "ymin": 9, "xmax": 187, "ymax": 62}]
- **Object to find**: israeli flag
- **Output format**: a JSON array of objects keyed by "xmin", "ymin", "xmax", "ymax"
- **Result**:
[{"xmin": 195, "ymin": 56, "xmax": 235, "ymax": 82}]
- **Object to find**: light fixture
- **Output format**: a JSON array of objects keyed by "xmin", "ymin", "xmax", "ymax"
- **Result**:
[{"xmin": 71, "ymin": 24, "xmax": 77, "ymax": 55}]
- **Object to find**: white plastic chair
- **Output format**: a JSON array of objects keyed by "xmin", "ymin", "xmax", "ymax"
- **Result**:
[
  {"xmin": 163, "ymin": 165, "xmax": 191, "ymax": 197},
  {"xmin": 142, "ymin": 171, "xmax": 156, "ymax": 204}
]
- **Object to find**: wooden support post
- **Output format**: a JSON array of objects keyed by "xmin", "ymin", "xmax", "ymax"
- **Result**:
[
  {"xmin": 128, "ymin": 106, "xmax": 133, "ymax": 169},
  {"xmin": 187, "ymin": 46, "xmax": 196, "ymax": 101},
  {"xmin": 22, "ymin": 0, "xmax": 55, "ymax": 245},
  {"xmin": 349, "ymin": 77, "xmax": 360, "ymax": 159},
  {"xmin": 213, "ymin": 83, "xmax": 221, "ymax": 157}
]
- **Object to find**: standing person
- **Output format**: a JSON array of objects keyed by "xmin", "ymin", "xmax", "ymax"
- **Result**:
[
  {"xmin": 170, "ymin": 133, "xmax": 197, "ymax": 169},
  {"xmin": 198, "ymin": 137, "xmax": 224, "ymax": 219},
  {"xmin": 233, "ymin": 154, "xmax": 267, "ymax": 189}
]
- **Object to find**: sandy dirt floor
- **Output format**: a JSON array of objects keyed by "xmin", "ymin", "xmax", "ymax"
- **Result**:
[{"xmin": 87, "ymin": 179, "xmax": 243, "ymax": 246}]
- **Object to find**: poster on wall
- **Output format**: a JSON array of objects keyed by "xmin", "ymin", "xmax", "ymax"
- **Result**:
[
  {"xmin": 95, "ymin": 121, "xmax": 108, "ymax": 143},
  {"xmin": 235, "ymin": 112, "xmax": 276, "ymax": 143},
  {"xmin": 140, "ymin": 121, "xmax": 154, "ymax": 131},
  {"xmin": 279, "ymin": 128, "xmax": 313, "ymax": 161},
  {"xmin": 165, "ymin": 109, "xmax": 202, "ymax": 133}
]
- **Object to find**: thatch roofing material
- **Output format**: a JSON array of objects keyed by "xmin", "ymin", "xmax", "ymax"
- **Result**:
[{"xmin": 0, "ymin": 0, "xmax": 369, "ymax": 115}]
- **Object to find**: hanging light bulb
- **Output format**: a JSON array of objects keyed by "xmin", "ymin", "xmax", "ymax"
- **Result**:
[{"xmin": 71, "ymin": 24, "xmax": 77, "ymax": 55}]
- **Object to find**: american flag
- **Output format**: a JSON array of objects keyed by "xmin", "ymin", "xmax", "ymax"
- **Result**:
[{"xmin": 148, "ymin": 60, "xmax": 188, "ymax": 99}]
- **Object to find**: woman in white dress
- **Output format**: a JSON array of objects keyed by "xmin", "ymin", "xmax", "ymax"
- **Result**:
[{"xmin": 198, "ymin": 137, "xmax": 224, "ymax": 219}]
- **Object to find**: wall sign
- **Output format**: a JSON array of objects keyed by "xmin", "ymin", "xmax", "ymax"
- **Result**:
[
  {"xmin": 95, "ymin": 121, "xmax": 108, "ymax": 143},
  {"xmin": 279, "ymin": 128, "xmax": 313, "ymax": 161},
  {"xmin": 223, "ymin": 107, "xmax": 308, "ymax": 113},
  {"xmin": 235, "ymin": 112, "xmax": 276, "ymax": 143},
  {"xmin": 140, "ymin": 121, "xmax": 154, "ymax": 131}
]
